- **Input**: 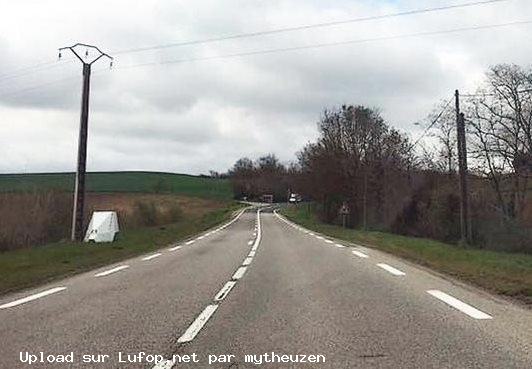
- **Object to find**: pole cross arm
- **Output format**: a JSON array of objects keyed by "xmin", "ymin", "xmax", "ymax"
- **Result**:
[{"xmin": 59, "ymin": 43, "xmax": 113, "ymax": 66}]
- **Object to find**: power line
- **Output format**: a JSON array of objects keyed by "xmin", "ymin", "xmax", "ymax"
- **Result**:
[
  {"xmin": 116, "ymin": 20, "xmax": 532, "ymax": 70},
  {"xmin": 411, "ymin": 97, "xmax": 454, "ymax": 149},
  {"xmin": 0, "ymin": 0, "xmax": 511, "ymax": 83},
  {"xmin": 2, "ymin": 19, "xmax": 531, "ymax": 99},
  {"xmin": 112, "ymin": 0, "xmax": 509, "ymax": 55}
]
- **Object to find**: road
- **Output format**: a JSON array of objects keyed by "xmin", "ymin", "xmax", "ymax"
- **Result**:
[{"xmin": 0, "ymin": 207, "xmax": 531, "ymax": 368}]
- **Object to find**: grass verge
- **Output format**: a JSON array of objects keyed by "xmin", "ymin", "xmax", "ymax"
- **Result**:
[
  {"xmin": 0, "ymin": 202, "xmax": 244, "ymax": 295},
  {"xmin": 281, "ymin": 204, "xmax": 532, "ymax": 305}
]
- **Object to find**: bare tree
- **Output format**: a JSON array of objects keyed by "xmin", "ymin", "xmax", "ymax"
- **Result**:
[{"xmin": 468, "ymin": 64, "xmax": 532, "ymax": 221}]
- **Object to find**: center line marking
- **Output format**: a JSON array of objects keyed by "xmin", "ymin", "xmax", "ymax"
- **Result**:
[
  {"xmin": 152, "ymin": 360, "xmax": 174, "ymax": 369},
  {"xmin": 168, "ymin": 245, "xmax": 182, "ymax": 251},
  {"xmin": 0, "ymin": 287, "xmax": 67, "ymax": 309},
  {"xmin": 232, "ymin": 266, "xmax": 248, "ymax": 280},
  {"xmin": 214, "ymin": 281, "xmax": 237, "ymax": 301},
  {"xmin": 142, "ymin": 253, "xmax": 162, "ymax": 261},
  {"xmin": 377, "ymin": 263, "xmax": 406, "ymax": 276},
  {"xmin": 95, "ymin": 265, "xmax": 129, "ymax": 277},
  {"xmin": 177, "ymin": 304, "xmax": 219, "ymax": 343},
  {"xmin": 352, "ymin": 250, "xmax": 369, "ymax": 258},
  {"xmin": 242, "ymin": 257, "xmax": 253, "ymax": 266},
  {"xmin": 427, "ymin": 290, "xmax": 492, "ymax": 319}
]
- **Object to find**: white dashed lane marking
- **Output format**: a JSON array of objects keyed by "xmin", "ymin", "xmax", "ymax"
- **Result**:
[
  {"xmin": 185, "ymin": 240, "xmax": 195, "ymax": 245},
  {"xmin": 377, "ymin": 263, "xmax": 406, "ymax": 276},
  {"xmin": 427, "ymin": 290, "xmax": 492, "ymax": 320},
  {"xmin": 232, "ymin": 266, "xmax": 248, "ymax": 280},
  {"xmin": 247, "ymin": 240, "xmax": 254, "ymax": 246},
  {"xmin": 177, "ymin": 305, "xmax": 219, "ymax": 343},
  {"xmin": 325, "ymin": 239, "xmax": 334, "ymax": 244},
  {"xmin": 168, "ymin": 245, "xmax": 182, "ymax": 251},
  {"xmin": 214, "ymin": 281, "xmax": 237, "ymax": 302},
  {"xmin": 242, "ymin": 257, "xmax": 253, "ymax": 266},
  {"xmin": 95, "ymin": 265, "xmax": 129, "ymax": 277},
  {"xmin": 0, "ymin": 287, "xmax": 67, "ymax": 309},
  {"xmin": 334, "ymin": 243, "xmax": 345, "ymax": 248},
  {"xmin": 352, "ymin": 250, "xmax": 369, "ymax": 258},
  {"xmin": 142, "ymin": 253, "xmax": 162, "ymax": 261}
]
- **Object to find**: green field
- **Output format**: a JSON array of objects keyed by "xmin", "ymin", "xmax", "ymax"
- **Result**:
[
  {"xmin": 0, "ymin": 171, "xmax": 232, "ymax": 199},
  {"xmin": 281, "ymin": 204, "xmax": 532, "ymax": 305}
]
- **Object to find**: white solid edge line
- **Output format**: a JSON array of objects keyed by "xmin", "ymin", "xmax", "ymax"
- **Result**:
[
  {"xmin": 185, "ymin": 240, "xmax": 195, "ymax": 245},
  {"xmin": 214, "ymin": 281, "xmax": 237, "ymax": 301},
  {"xmin": 232, "ymin": 266, "xmax": 248, "ymax": 280},
  {"xmin": 248, "ymin": 251, "xmax": 256, "ymax": 257},
  {"xmin": 352, "ymin": 250, "xmax": 369, "ymax": 258},
  {"xmin": 0, "ymin": 287, "xmax": 67, "ymax": 309},
  {"xmin": 427, "ymin": 290, "xmax": 492, "ymax": 320},
  {"xmin": 169, "ymin": 245, "xmax": 182, "ymax": 251},
  {"xmin": 197, "ymin": 236, "xmax": 205, "ymax": 240},
  {"xmin": 177, "ymin": 304, "xmax": 219, "ymax": 343},
  {"xmin": 242, "ymin": 257, "xmax": 253, "ymax": 266},
  {"xmin": 377, "ymin": 263, "xmax": 406, "ymax": 276},
  {"xmin": 325, "ymin": 239, "xmax": 334, "ymax": 244},
  {"xmin": 334, "ymin": 243, "xmax": 345, "ymax": 248},
  {"xmin": 142, "ymin": 253, "xmax": 162, "ymax": 261},
  {"xmin": 95, "ymin": 265, "xmax": 129, "ymax": 277},
  {"xmin": 152, "ymin": 359, "xmax": 175, "ymax": 369},
  {"xmin": 316, "ymin": 235, "xmax": 324, "ymax": 240}
]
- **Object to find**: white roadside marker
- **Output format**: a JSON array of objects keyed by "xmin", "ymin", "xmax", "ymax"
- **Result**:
[
  {"xmin": 185, "ymin": 240, "xmax": 195, "ymax": 245},
  {"xmin": 95, "ymin": 265, "xmax": 129, "ymax": 277},
  {"xmin": 232, "ymin": 267, "xmax": 247, "ymax": 280},
  {"xmin": 177, "ymin": 304, "xmax": 219, "ymax": 343},
  {"xmin": 152, "ymin": 359, "xmax": 174, "ymax": 369},
  {"xmin": 377, "ymin": 263, "xmax": 406, "ymax": 276},
  {"xmin": 352, "ymin": 250, "xmax": 369, "ymax": 258},
  {"xmin": 247, "ymin": 240, "xmax": 253, "ymax": 246},
  {"xmin": 0, "ymin": 287, "xmax": 66, "ymax": 309},
  {"xmin": 168, "ymin": 245, "xmax": 182, "ymax": 251},
  {"xmin": 142, "ymin": 253, "xmax": 162, "ymax": 261},
  {"xmin": 242, "ymin": 257, "xmax": 253, "ymax": 266},
  {"xmin": 427, "ymin": 290, "xmax": 492, "ymax": 320},
  {"xmin": 325, "ymin": 239, "xmax": 334, "ymax": 244},
  {"xmin": 214, "ymin": 281, "xmax": 237, "ymax": 302}
]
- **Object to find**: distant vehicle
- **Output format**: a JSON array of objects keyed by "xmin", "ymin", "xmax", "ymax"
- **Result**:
[{"xmin": 289, "ymin": 193, "xmax": 301, "ymax": 203}]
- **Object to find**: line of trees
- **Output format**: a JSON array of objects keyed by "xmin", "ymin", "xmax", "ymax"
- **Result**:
[{"xmin": 228, "ymin": 63, "xmax": 532, "ymax": 253}]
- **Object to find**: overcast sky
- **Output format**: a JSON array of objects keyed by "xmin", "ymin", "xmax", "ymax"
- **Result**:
[{"xmin": 0, "ymin": 0, "xmax": 531, "ymax": 174}]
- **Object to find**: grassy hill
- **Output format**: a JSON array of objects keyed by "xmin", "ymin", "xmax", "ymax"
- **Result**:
[{"xmin": 0, "ymin": 171, "xmax": 233, "ymax": 199}]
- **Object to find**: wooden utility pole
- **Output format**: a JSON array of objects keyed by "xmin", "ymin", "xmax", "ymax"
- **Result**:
[
  {"xmin": 455, "ymin": 90, "xmax": 472, "ymax": 244},
  {"xmin": 59, "ymin": 43, "xmax": 113, "ymax": 241}
]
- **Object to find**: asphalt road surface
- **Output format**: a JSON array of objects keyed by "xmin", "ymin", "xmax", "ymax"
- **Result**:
[{"xmin": 1, "ymin": 207, "xmax": 531, "ymax": 369}]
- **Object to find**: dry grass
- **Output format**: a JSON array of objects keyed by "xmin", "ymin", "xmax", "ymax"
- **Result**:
[{"xmin": 0, "ymin": 191, "xmax": 226, "ymax": 251}]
